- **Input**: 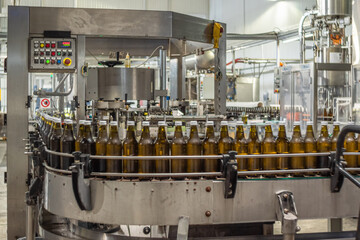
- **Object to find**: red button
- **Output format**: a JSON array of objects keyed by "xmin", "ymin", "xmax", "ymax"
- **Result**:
[
  {"xmin": 45, "ymin": 43, "xmax": 50, "ymax": 48},
  {"xmin": 64, "ymin": 59, "xmax": 71, "ymax": 65},
  {"xmin": 40, "ymin": 52, "xmax": 44, "ymax": 56},
  {"xmin": 51, "ymin": 52, "xmax": 55, "ymax": 56},
  {"xmin": 51, "ymin": 44, "xmax": 56, "ymax": 48},
  {"xmin": 51, "ymin": 60, "xmax": 55, "ymax": 64}
]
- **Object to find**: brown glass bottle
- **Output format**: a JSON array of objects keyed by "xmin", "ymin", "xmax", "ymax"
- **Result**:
[
  {"xmin": 262, "ymin": 123, "xmax": 276, "ymax": 172},
  {"xmin": 80, "ymin": 121, "xmax": 96, "ymax": 168},
  {"xmin": 203, "ymin": 121, "xmax": 219, "ymax": 172},
  {"xmin": 44, "ymin": 116, "xmax": 52, "ymax": 146},
  {"xmin": 60, "ymin": 119, "xmax": 75, "ymax": 170},
  {"xmin": 187, "ymin": 121, "xmax": 202, "ymax": 173},
  {"xmin": 247, "ymin": 123, "xmax": 261, "ymax": 171},
  {"xmin": 123, "ymin": 121, "xmax": 138, "ymax": 173},
  {"xmin": 344, "ymin": 123, "xmax": 357, "ymax": 173},
  {"xmin": 171, "ymin": 121, "xmax": 186, "ymax": 173},
  {"xmin": 317, "ymin": 122, "xmax": 330, "ymax": 175},
  {"xmin": 138, "ymin": 121, "xmax": 154, "ymax": 174},
  {"xmin": 49, "ymin": 118, "xmax": 62, "ymax": 169},
  {"xmin": 154, "ymin": 121, "xmax": 169, "ymax": 173},
  {"xmin": 289, "ymin": 122, "xmax": 305, "ymax": 176},
  {"xmin": 75, "ymin": 120, "xmax": 85, "ymax": 151},
  {"xmin": 234, "ymin": 121, "xmax": 247, "ymax": 171},
  {"xmin": 106, "ymin": 121, "xmax": 122, "ymax": 173},
  {"xmin": 275, "ymin": 123, "xmax": 289, "ymax": 174},
  {"xmin": 331, "ymin": 122, "xmax": 340, "ymax": 151},
  {"xmin": 304, "ymin": 122, "xmax": 317, "ymax": 176},
  {"xmin": 219, "ymin": 121, "xmax": 234, "ymax": 155},
  {"xmin": 96, "ymin": 121, "xmax": 108, "ymax": 172}
]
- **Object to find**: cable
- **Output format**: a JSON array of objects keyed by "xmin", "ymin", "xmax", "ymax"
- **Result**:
[{"xmin": 135, "ymin": 45, "xmax": 164, "ymax": 68}]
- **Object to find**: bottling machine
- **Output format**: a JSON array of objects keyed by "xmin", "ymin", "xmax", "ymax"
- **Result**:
[{"xmin": 6, "ymin": 5, "xmax": 360, "ymax": 240}]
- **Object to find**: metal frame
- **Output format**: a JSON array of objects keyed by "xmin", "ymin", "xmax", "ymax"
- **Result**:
[{"xmin": 7, "ymin": 6, "xmax": 227, "ymax": 239}]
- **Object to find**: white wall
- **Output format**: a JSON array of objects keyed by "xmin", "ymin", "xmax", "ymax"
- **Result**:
[{"xmin": 210, "ymin": 0, "xmax": 317, "ymax": 105}]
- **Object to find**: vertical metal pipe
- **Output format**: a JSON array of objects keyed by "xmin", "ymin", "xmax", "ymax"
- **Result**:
[
  {"xmin": 276, "ymin": 38, "xmax": 280, "ymax": 67},
  {"xmin": 26, "ymin": 205, "xmax": 35, "ymax": 240},
  {"xmin": 159, "ymin": 48, "xmax": 167, "ymax": 110},
  {"xmin": 232, "ymin": 49, "xmax": 236, "ymax": 76}
]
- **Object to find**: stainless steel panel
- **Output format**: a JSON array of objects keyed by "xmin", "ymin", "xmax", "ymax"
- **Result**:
[
  {"xmin": 214, "ymin": 24, "xmax": 227, "ymax": 115},
  {"xmin": 235, "ymin": 77, "xmax": 260, "ymax": 102},
  {"xmin": 170, "ymin": 57, "xmax": 186, "ymax": 100},
  {"xmin": 98, "ymin": 68, "xmax": 154, "ymax": 101},
  {"xmin": 7, "ymin": 6, "xmax": 29, "ymax": 239},
  {"xmin": 85, "ymin": 68, "xmax": 98, "ymax": 100},
  {"xmin": 76, "ymin": 36, "xmax": 86, "ymax": 120},
  {"xmin": 317, "ymin": 0, "xmax": 352, "ymax": 16},
  {"xmin": 353, "ymin": 0, "xmax": 360, "ymax": 66},
  {"xmin": 43, "ymin": 170, "xmax": 359, "ymax": 226},
  {"xmin": 29, "ymin": 8, "xmax": 172, "ymax": 38}
]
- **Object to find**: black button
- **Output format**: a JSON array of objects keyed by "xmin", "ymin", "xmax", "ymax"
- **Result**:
[
  {"xmin": 39, "ymin": 59, "xmax": 44, "ymax": 64},
  {"xmin": 34, "ymin": 51, "xmax": 39, "ymax": 56},
  {"xmin": 34, "ymin": 59, "xmax": 39, "ymax": 64},
  {"xmin": 45, "ymin": 51, "xmax": 50, "ymax": 56},
  {"xmin": 68, "ymin": 51, "xmax": 72, "ymax": 56},
  {"xmin": 62, "ymin": 51, "xmax": 67, "ymax": 56}
]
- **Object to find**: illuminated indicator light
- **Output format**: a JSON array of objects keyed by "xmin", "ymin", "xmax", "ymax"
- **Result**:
[
  {"xmin": 57, "ymin": 60, "xmax": 61, "ymax": 64},
  {"xmin": 40, "ymin": 43, "xmax": 44, "ymax": 48},
  {"xmin": 51, "ymin": 52, "xmax": 55, "ymax": 56},
  {"xmin": 45, "ymin": 43, "xmax": 50, "ymax": 48},
  {"xmin": 45, "ymin": 59, "xmax": 50, "ymax": 64},
  {"xmin": 51, "ymin": 44, "xmax": 56, "ymax": 48},
  {"xmin": 57, "ymin": 52, "xmax": 61, "ymax": 56}
]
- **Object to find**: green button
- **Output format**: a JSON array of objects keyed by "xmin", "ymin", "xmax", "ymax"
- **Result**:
[
  {"xmin": 46, "ymin": 59, "xmax": 50, "ymax": 64},
  {"xmin": 57, "ymin": 52, "xmax": 61, "ymax": 56}
]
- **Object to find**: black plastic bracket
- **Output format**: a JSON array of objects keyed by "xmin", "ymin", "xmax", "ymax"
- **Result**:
[
  {"xmin": 70, "ymin": 161, "xmax": 92, "ymax": 211},
  {"xmin": 25, "ymin": 95, "xmax": 32, "ymax": 108},
  {"xmin": 221, "ymin": 151, "xmax": 238, "ymax": 199}
]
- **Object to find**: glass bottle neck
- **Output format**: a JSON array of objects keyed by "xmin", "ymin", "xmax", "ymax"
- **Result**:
[
  {"xmin": 189, "ymin": 125, "xmax": 199, "ymax": 139},
  {"xmin": 174, "ymin": 126, "xmax": 183, "ymax": 138},
  {"xmin": 126, "ymin": 126, "xmax": 136, "ymax": 139},
  {"xmin": 84, "ymin": 125, "xmax": 93, "ymax": 139},
  {"xmin": 292, "ymin": 126, "xmax": 301, "ymax": 137},
  {"xmin": 305, "ymin": 125, "xmax": 314, "ymax": 138},
  {"xmin": 64, "ymin": 123, "xmax": 74, "ymax": 136},
  {"xmin": 235, "ymin": 126, "xmax": 244, "ymax": 139},
  {"xmin": 206, "ymin": 126, "xmax": 215, "ymax": 139},
  {"xmin": 264, "ymin": 125, "xmax": 273, "ymax": 138},
  {"xmin": 249, "ymin": 125, "xmax": 258, "ymax": 139},
  {"xmin": 278, "ymin": 126, "xmax": 286, "ymax": 138},
  {"xmin": 98, "ymin": 125, "xmax": 107, "ymax": 139},
  {"xmin": 141, "ymin": 126, "xmax": 151, "ymax": 139},
  {"xmin": 320, "ymin": 125, "xmax": 329, "ymax": 137},
  {"xmin": 220, "ymin": 126, "xmax": 229, "ymax": 138},
  {"xmin": 158, "ymin": 126, "xmax": 167, "ymax": 139},
  {"xmin": 109, "ymin": 125, "xmax": 119, "ymax": 139}
]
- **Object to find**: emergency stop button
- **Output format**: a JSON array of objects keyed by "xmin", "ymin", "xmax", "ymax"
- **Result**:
[{"xmin": 63, "ymin": 58, "xmax": 72, "ymax": 66}]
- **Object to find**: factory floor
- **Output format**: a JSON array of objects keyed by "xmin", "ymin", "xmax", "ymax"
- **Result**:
[{"xmin": 0, "ymin": 141, "xmax": 357, "ymax": 239}]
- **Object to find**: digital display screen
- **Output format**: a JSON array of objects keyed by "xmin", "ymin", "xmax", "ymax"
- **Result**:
[{"xmin": 57, "ymin": 41, "xmax": 71, "ymax": 48}]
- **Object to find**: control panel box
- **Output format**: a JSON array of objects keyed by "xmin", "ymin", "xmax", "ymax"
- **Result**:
[{"xmin": 29, "ymin": 38, "xmax": 76, "ymax": 71}]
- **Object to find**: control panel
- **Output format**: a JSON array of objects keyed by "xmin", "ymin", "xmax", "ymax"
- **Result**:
[{"xmin": 29, "ymin": 38, "xmax": 76, "ymax": 71}]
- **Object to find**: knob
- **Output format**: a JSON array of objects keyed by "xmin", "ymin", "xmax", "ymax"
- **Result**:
[{"xmin": 63, "ymin": 58, "xmax": 72, "ymax": 66}]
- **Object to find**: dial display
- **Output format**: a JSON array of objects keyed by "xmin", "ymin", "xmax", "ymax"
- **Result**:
[{"xmin": 57, "ymin": 41, "xmax": 71, "ymax": 48}]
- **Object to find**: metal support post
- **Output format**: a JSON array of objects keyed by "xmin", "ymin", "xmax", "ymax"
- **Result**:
[
  {"xmin": 159, "ymin": 48, "xmax": 167, "ymax": 110},
  {"xmin": 76, "ymin": 35, "xmax": 86, "ymax": 120},
  {"xmin": 276, "ymin": 191, "xmax": 300, "ymax": 240},
  {"xmin": 177, "ymin": 216, "xmax": 189, "ymax": 240}
]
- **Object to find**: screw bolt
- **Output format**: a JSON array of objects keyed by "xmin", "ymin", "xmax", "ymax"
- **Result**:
[
  {"xmin": 205, "ymin": 211, "xmax": 211, "ymax": 217},
  {"xmin": 283, "ymin": 193, "xmax": 288, "ymax": 199},
  {"xmin": 284, "ymin": 208, "xmax": 289, "ymax": 214},
  {"xmin": 206, "ymin": 186, "xmax": 211, "ymax": 192},
  {"xmin": 296, "ymin": 226, "xmax": 301, "ymax": 232}
]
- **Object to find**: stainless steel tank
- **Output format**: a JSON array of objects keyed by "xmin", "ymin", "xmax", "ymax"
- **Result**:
[
  {"xmin": 97, "ymin": 68, "xmax": 155, "ymax": 100},
  {"xmin": 317, "ymin": 0, "xmax": 352, "ymax": 17}
]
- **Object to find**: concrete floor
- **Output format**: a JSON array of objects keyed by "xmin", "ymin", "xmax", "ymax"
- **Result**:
[{"xmin": 0, "ymin": 141, "xmax": 357, "ymax": 239}]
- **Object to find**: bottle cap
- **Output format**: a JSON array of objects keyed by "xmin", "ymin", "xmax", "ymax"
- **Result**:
[
  {"xmin": 333, "ymin": 121, "xmax": 340, "ymax": 125},
  {"xmin": 53, "ymin": 118, "xmax": 61, "ymax": 123},
  {"xmin": 158, "ymin": 121, "xmax": 167, "ymax": 126},
  {"xmin": 103, "ymin": 116, "xmax": 110, "ymax": 120},
  {"xmin": 206, "ymin": 121, "xmax": 214, "ymax": 126},
  {"xmin": 64, "ymin": 119, "xmax": 73, "ymax": 124},
  {"xmin": 110, "ymin": 121, "xmax": 118, "ymax": 126},
  {"xmin": 321, "ymin": 121, "xmax": 328, "ymax": 126},
  {"xmin": 142, "ymin": 121, "xmax": 150, "ymax": 126},
  {"xmin": 84, "ymin": 120, "xmax": 91, "ymax": 125},
  {"xmin": 236, "ymin": 121, "xmax": 244, "ymax": 125},
  {"xmin": 307, "ymin": 121, "xmax": 313, "ymax": 125},
  {"xmin": 190, "ymin": 121, "xmax": 198, "ymax": 126},
  {"xmin": 220, "ymin": 121, "xmax": 228, "ymax": 126},
  {"xmin": 78, "ymin": 120, "xmax": 85, "ymax": 125},
  {"xmin": 99, "ymin": 121, "xmax": 107, "ymax": 126},
  {"xmin": 175, "ymin": 121, "xmax": 182, "ymax": 126},
  {"xmin": 127, "ymin": 121, "xmax": 135, "ymax": 126}
]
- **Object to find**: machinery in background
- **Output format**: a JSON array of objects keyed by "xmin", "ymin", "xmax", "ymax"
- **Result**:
[{"xmin": 277, "ymin": 0, "xmax": 352, "ymax": 130}]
